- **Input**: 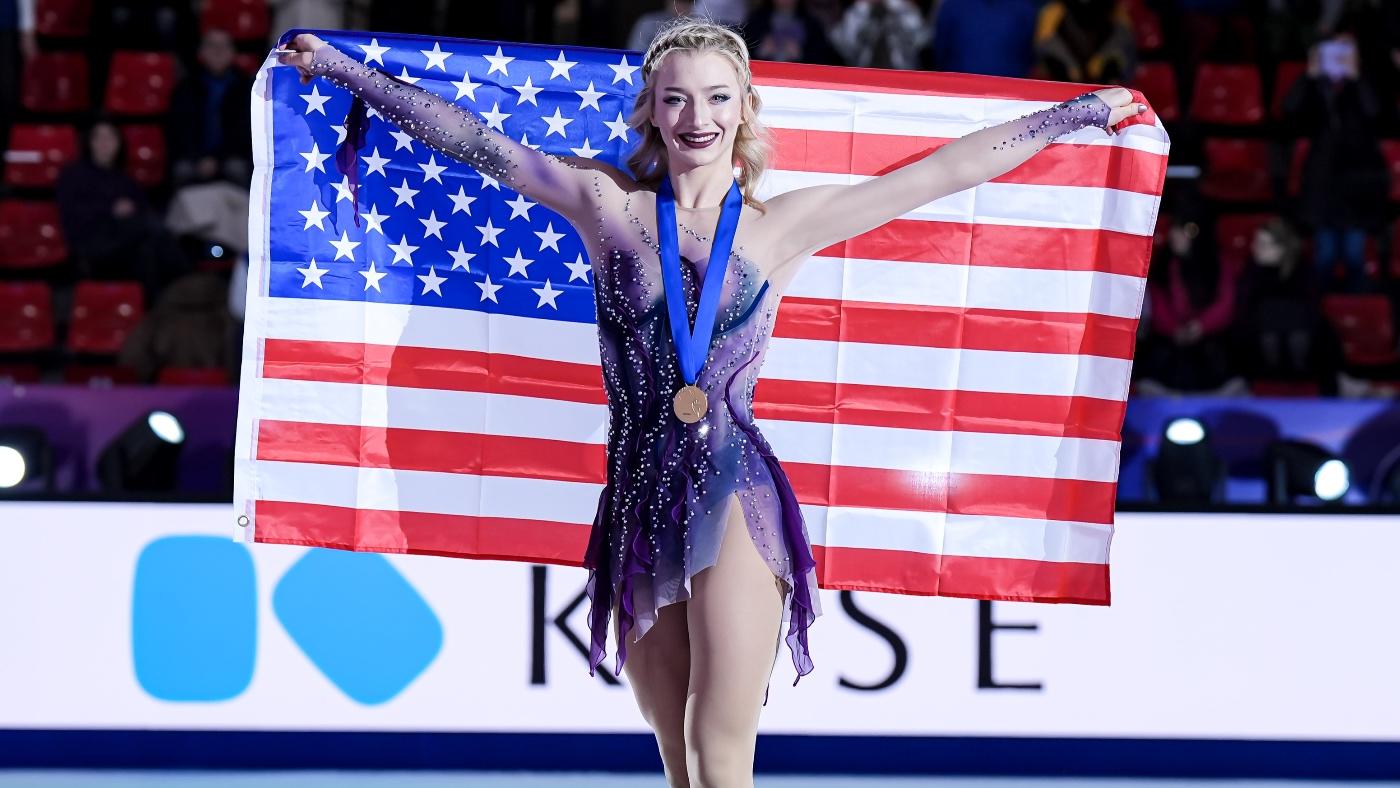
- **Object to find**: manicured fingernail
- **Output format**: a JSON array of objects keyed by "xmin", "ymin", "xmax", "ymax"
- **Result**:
[{"xmin": 1137, "ymin": 104, "xmax": 1146, "ymax": 112}]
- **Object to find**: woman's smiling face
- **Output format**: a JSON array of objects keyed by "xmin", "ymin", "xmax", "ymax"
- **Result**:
[{"xmin": 649, "ymin": 49, "xmax": 747, "ymax": 172}]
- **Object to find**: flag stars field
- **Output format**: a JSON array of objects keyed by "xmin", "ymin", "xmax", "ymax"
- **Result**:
[{"xmin": 268, "ymin": 36, "xmax": 688, "ymax": 323}]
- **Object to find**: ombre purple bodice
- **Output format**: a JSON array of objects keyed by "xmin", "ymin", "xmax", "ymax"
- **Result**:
[{"xmin": 581, "ymin": 240, "xmax": 821, "ymax": 700}]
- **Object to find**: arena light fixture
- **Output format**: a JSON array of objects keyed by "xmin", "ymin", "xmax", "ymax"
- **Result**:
[
  {"xmin": 1266, "ymin": 439, "xmax": 1349, "ymax": 505},
  {"xmin": 1151, "ymin": 417, "xmax": 1224, "ymax": 505},
  {"xmin": 97, "ymin": 410, "xmax": 186, "ymax": 493},
  {"xmin": 0, "ymin": 426, "xmax": 54, "ymax": 494}
]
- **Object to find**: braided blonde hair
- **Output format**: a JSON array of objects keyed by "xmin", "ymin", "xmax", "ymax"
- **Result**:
[{"xmin": 625, "ymin": 17, "xmax": 773, "ymax": 211}]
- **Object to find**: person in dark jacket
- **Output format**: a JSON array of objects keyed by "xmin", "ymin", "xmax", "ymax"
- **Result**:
[
  {"xmin": 1281, "ymin": 34, "xmax": 1390, "ymax": 294},
  {"xmin": 742, "ymin": 0, "xmax": 843, "ymax": 65},
  {"xmin": 1229, "ymin": 216, "xmax": 1343, "ymax": 394},
  {"xmin": 55, "ymin": 119, "xmax": 188, "ymax": 296},
  {"xmin": 167, "ymin": 28, "xmax": 253, "ymax": 187}
]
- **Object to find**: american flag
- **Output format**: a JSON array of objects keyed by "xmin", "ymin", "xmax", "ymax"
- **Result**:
[{"xmin": 234, "ymin": 29, "xmax": 1170, "ymax": 605}]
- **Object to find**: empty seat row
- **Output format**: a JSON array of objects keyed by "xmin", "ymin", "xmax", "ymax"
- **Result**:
[
  {"xmin": 1131, "ymin": 60, "xmax": 1314, "ymax": 126},
  {"xmin": 0, "ymin": 279, "xmax": 144, "ymax": 355},
  {"xmin": 35, "ymin": 0, "xmax": 269, "ymax": 42}
]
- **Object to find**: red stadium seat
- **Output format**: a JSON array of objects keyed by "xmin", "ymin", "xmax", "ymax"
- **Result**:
[
  {"xmin": 2, "ymin": 124, "xmax": 80, "ymax": 189},
  {"xmin": 1320, "ymin": 294, "xmax": 1400, "ymax": 367},
  {"xmin": 35, "ymin": 0, "xmax": 91, "ymax": 36},
  {"xmin": 1271, "ymin": 61, "xmax": 1305, "ymax": 120},
  {"xmin": 1130, "ymin": 62, "xmax": 1178, "ymax": 123},
  {"xmin": 1248, "ymin": 379, "xmax": 1321, "ymax": 397},
  {"xmin": 234, "ymin": 52, "xmax": 262, "ymax": 77},
  {"xmin": 1200, "ymin": 138, "xmax": 1272, "ymax": 202},
  {"xmin": 157, "ymin": 366, "xmax": 231, "ymax": 386},
  {"xmin": 67, "ymin": 280, "xmax": 145, "ymax": 355},
  {"xmin": 62, "ymin": 363, "xmax": 138, "ymax": 385},
  {"xmin": 1215, "ymin": 213, "xmax": 1271, "ymax": 269},
  {"xmin": 1381, "ymin": 139, "xmax": 1400, "ymax": 203},
  {"xmin": 0, "ymin": 282, "xmax": 56, "ymax": 353},
  {"xmin": 20, "ymin": 51, "xmax": 89, "ymax": 114},
  {"xmin": 1124, "ymin": 0, "xmax": 1164, "ymax": 53},
  {"xmin": 1285, "ymin": 138, "xmax": 1309, "ymax": 197},
  {"xmin": 1152, "ymin": 210, "xmax": 1172, "ymax": 250},
  {"xmin": 1190, "ymin": 63, "xmax": 1264, "ymax": 125},
  {"xmin": 121, "ymin": 124, "xmax": 167, "ymax": 188},
  {"xmin": 0, "ymin": 200, "xmax": 68, "ymax": 270},
  {"xmin": 104, "ymin": 51, "xmax": 177, "ymax": 116},
  {"xmin": 200, "ymin": 0, "xmax": 269, "ymax": 42},
  {"xmin": 0, "ymin": 363, "xmax": 42, "ymax": 384},
  {"xmin": 1392, "ymin": 222, "xmax": 1400, "ymax": 279}
]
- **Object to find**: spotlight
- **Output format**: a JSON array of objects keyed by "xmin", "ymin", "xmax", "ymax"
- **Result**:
[
  {"xmin": 0, "ymin": 426, "xmax": 53, "ymax": 494},
  {"xmin": 1150, "ymin": 417, "xmax": 1225, "ymax": 504},
  {"xmin": 97, "ymin": 410, "xmax": 186, "ymax": 493},
  {"xmin": 1266, "ymin": 439, "xmax": 1349, "ymax": 505}
]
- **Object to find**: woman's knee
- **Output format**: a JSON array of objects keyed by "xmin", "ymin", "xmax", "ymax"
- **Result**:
[{"xmin": 685, "ymin": 727, "xmax": 753, "ymax": 788}]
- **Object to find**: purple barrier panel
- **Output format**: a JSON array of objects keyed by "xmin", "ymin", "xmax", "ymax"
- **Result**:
[
  {"xmin": 0, "ymin": 385, "xmax": 238, "ymax": 494},
  {"xmin": 1121, "ymin": 396, "xmax": 1400, "ymax": 504}
]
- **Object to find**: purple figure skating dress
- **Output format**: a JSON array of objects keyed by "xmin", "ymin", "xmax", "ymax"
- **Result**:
[{"xmin": 307, "ymin": 41, "xmax": 1115, "ymax": 701}]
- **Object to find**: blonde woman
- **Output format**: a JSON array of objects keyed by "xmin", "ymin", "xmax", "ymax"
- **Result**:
[{"xmin": 280, "ymin": 21, "xmax": 1142, "ymax": 786}]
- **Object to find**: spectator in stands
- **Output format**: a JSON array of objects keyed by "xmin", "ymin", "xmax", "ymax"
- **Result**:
[
  {"xmin": 1137, "ymin": 217, "xmax": 1247, "ymax": 394},
  {"xmin": 927, "ymin": 0, "xmax": 1041, "ymax": 77},
  {"xmin": 168, "ymin": 28, "xmax": 253, "ymax": 188},
  {"xmin": 1230, "ymin": 217, "xmax": 1342, "ymax": 394},
  {"xmin": 267, "ymin": 0, "xmax": 348, "ymax": 47},
  {"xmin": 830, "ymin": 0, "xmax": 927, "ymax": 70},
  {"xmin": 55, "ymin": 120, "xmax": 187, "ymax": 296},
  {"xmin": 1033, "ymin": 0, "xmax": 1137, "ymax": 83},
  {"xmin": 117, "ymin": 270, "xmax": 236, "ymax": 384},
  {"xmin": 0, "ymin": 0, "xmax": 35, "ymax": 155},
  {"xmin": 628, "ymin": 0, "xmax": 695, "ymax": 52},
  {"xmin": 694, "ymin": 0, "xmax": 748, "ymax": 26},
  {"xmin": 742, "ymin": 0, "xmax": 842, "ymax": 65},
  {"xmin": 1281, "ymin": 34, "xmax": 1389, "ymax": 294}
]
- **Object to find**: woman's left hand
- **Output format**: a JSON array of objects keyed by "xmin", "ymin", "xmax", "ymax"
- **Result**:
[{"xmin": 1092, "ymin": 86, "xmax": 1147, "ymax": 133}]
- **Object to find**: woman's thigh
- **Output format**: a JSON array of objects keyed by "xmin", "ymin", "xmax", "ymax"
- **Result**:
[{"xmin": 684, "ymin": 493, "xmax": 786, "ymax": 763}]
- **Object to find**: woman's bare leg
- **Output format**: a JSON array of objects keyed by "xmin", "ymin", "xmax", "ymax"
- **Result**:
[
  {"xmin": 685, "ymin": 492, "xmax": 786, "ymax": 788},
  {"xmin": 620, "ymin": 594, "xmax": 692, "ymax": 787}
]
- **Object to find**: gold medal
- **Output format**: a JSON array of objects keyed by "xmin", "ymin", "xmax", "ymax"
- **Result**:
[{"xmin": 672, "ymin": 384, "xmax": 707, "ymax": 423}]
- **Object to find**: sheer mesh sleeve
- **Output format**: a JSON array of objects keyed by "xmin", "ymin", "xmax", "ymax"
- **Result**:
[
  {"xmin": 989, "ymin": 91, "xmax": 1114, "ymax": 152},
  {"xmin": 307, "ymin": 43, "xmax": 569, "ymax": 198}
]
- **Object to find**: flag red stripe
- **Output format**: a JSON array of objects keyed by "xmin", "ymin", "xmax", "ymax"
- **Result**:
[
  {"xmin": 256, "ymin": 420, "xmax": 1118, "ymax": 523},
  {"xmin": 769, "ymin": 127, "xmax": 1167, "ymax": 195},
  {"xmin": 250, "ymin": 501, "xmax": 1109, "ymax": 603},
  {"xmin": 752, "ymin": 59, "xmax": 1155, "ymax": 138},
  {"xmin": 262, "ymin": 339, "xmax": 1129, "ymax": 440},
  {"xmin": 777, "ymin": 297, "xmax": 1140, "ymax": 360},
  {"xmin": 810, "ymin": 543, "xmax": 1111, "ymax": 603},
  {"xmin": 256, "ymin": 419, "xmax": 605, "ymax": 483},
  {"xmin": 818, "ymin": 220, "xmax": 1153, "ymax": 279},
  {"xmin": 253, "ymin": 499, "xmax": 591, "ymax": 563}
]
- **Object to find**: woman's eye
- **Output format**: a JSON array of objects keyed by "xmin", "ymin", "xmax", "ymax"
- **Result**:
[
  {"xmin": 711, "ymin": 94, "xmax": 731, "ymax": 103},
  {"xmin": 664, "ymin": 96, "xmax": 683, "ymax": 105}
]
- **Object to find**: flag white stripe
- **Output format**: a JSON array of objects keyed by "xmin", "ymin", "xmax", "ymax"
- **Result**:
[
  {"xmin": 789, "ymin": 256, "xmax": 1146, "ymax": 319},
  {"xmin": 253, "ymin": 460, "xmax": 1112, "ymax": 562},
  {"xmin": 256, "ymin": 377, "xmax": 1124, "ymax": 480},
  {"xmin": 260, "ymin": 299, "xmax": 1134, "ymax": 401}
]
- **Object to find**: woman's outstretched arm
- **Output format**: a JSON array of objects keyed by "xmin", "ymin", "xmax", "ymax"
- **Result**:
[
  {"xmin": 283, "ymin": 34, "xmax": 617, "ymax": 222},
  {"xmin": 764, "ymin": 87, "xmax": 1144, "ymax": 268}
]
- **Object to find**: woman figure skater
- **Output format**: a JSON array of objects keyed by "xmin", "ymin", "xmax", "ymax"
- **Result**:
[{"xmin": 280, "ymin": 20, "xmax": 1142, "ymax": 787}]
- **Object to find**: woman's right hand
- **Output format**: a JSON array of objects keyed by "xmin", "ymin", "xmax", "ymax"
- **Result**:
[{"xmin": 278, "ymin": 33, "xmax": 328, "ymax": 85}]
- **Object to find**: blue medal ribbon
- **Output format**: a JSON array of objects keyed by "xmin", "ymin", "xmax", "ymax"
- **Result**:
[{"xmin": 656, "ymin": 177, "xmax": 744, "ymax": 386}]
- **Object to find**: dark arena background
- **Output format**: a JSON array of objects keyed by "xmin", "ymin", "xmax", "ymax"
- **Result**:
[{"xmin": 1, "ymin": 0, "xmax": 1399, "ymax": 785}]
